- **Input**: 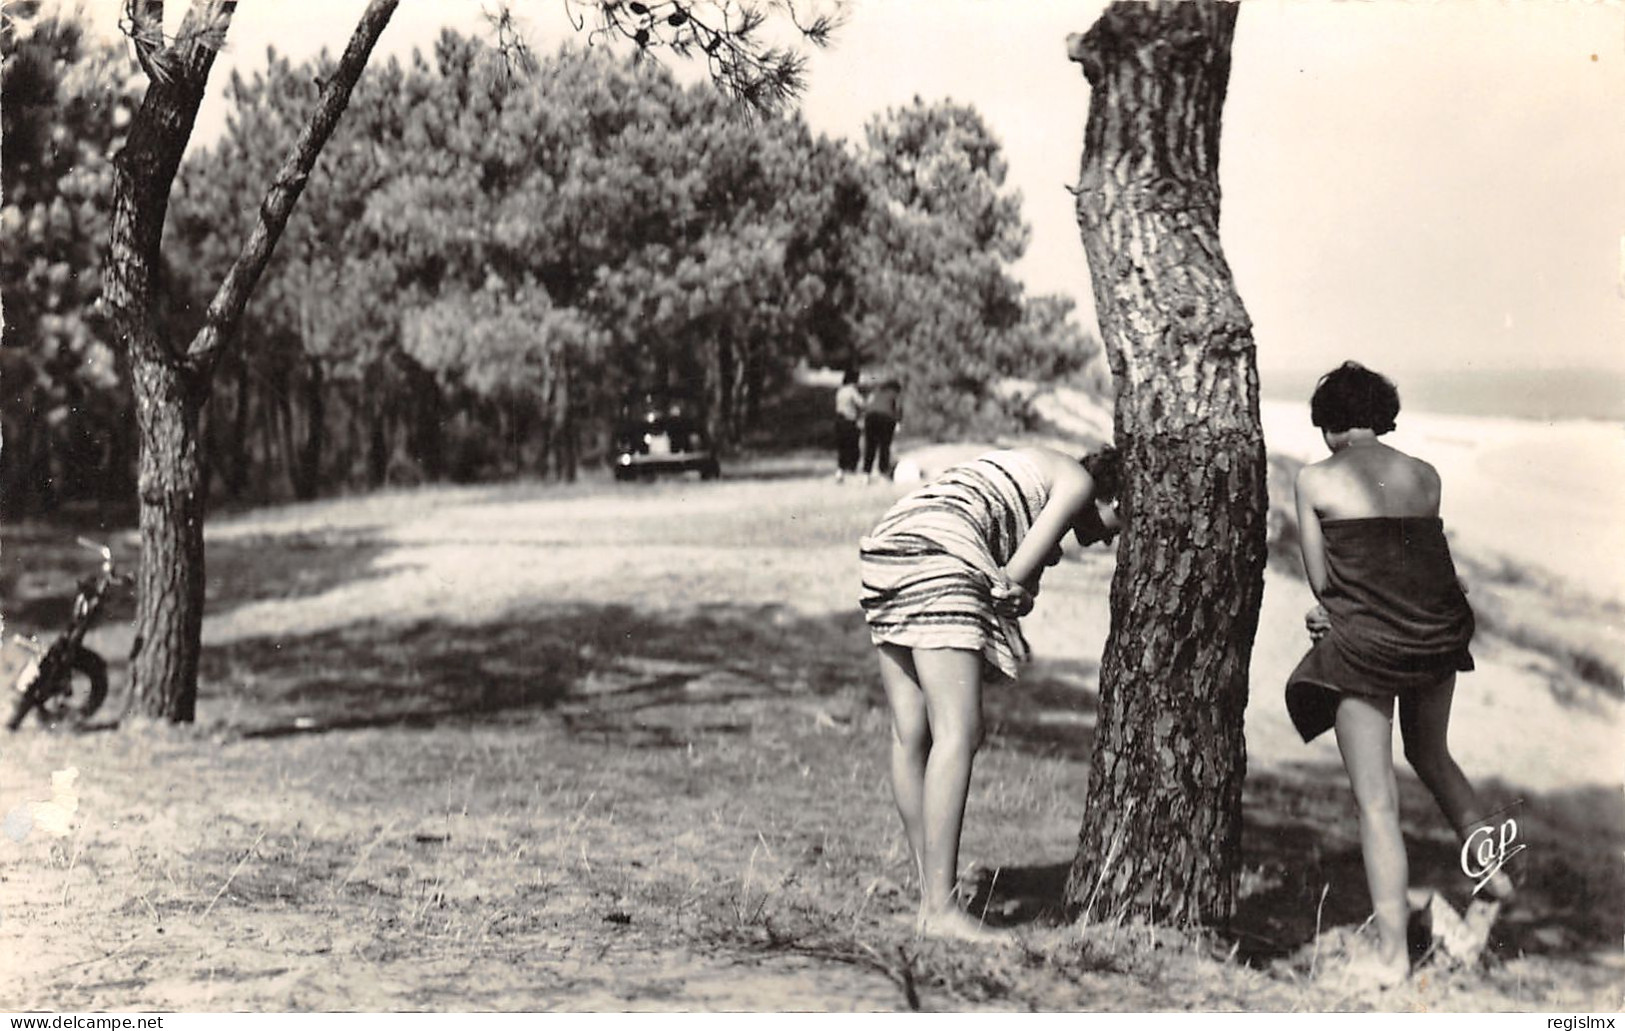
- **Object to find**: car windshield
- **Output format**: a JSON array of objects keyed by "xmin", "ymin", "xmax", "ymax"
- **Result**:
[{"xmin": 624, "ymin": 395, "xmax": 701, "ymax": 423}]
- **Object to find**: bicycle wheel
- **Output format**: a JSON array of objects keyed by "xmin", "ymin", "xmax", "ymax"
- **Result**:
[{"xmin": 35, "ymin": 647, "xmax": 109, "ymax": 726}]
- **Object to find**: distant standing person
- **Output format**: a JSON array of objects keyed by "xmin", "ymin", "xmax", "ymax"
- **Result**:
[
  {"xmin": 1286, "ymin": 361, "xmax": 1514, "ymax": 989},
  {"xmin": 833, "ymin": 367, "xmax": 864, "ymax": 483},
  {"xmin": 861, "ymin": 378, "xmax": 903, "ymax": 484},
  {"xmin": 860, "ymin": 444, "xmax": 1122, "ymax": 942}
]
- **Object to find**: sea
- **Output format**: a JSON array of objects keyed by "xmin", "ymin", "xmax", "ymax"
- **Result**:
[
  {"xmin": 1261, "ymin": 366, "xmax": 1625, "ymax": 424},
  {"xmin": 1258, "ymin": 381, "xmax": 1625, "ymax": 605}
]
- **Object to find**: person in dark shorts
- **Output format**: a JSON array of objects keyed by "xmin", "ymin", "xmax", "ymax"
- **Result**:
[
  {"xmin": 861, "ymin": 377, "xmax": 903, "ymax": 483},
  {"xmin": 1288, "ymin": 361, "xmax": 1514, "ymax": 988}
]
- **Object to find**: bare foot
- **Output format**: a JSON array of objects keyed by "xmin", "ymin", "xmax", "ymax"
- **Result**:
[
  {"xmin": 1460, "ymin": 893, "xmax": 1508, "ymax": 957},
  {"xmin": 1341, "ymin": 947, "xmax": 1409, "ymax": 991},
  {"xmin": 916, "ymin": 905, "xmax": 1015, "ymax": 946},
  {"xmin": 1477, "ymin": 868, "xmax": 1516, "ymax": 903}
]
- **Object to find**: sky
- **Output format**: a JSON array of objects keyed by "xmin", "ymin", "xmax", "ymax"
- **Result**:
[{"xmin": 71, "ymin": 0, "xmax": 1625, "ymax": 391}]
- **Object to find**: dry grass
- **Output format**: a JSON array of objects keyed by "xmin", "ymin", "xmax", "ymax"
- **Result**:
[{"xmin": 1, "ymin": 451, "xmax": 1620, "ymax": 1011}]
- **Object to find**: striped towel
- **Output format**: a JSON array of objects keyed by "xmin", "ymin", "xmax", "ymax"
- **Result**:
[{"xmin": 858, "ymin": 450, "xmax": 1051, "ymax": 679}]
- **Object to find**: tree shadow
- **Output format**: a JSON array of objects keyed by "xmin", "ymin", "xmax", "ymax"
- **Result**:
[
  {"xmin": 0, "ymin": 524, "xmax": 140, "ymax": 632},
  {"xmin": 205, "ymin": 528, "xmax": 396, "ymax": 617},
  {"xmin": 944, "ymin": 753, "xmax": 1623, "ymax": 962},
  {"xmin": 0, "ymin": 525, "xmax": 396, "ymax": 633},
  {"xmin": 1231, "ymin": 762, "xmax": 1625, "ymax": 967},
  {"xmin": 983, "ymin": 657, "xmax": 1100, "ymax": 762},
  {"xmin": 958, "ymin": 861, "xmax": 1074, "ymax": 929},
  {"xmin": 200, "ymin": 600, "xmax": 882, "ymax": 741}
]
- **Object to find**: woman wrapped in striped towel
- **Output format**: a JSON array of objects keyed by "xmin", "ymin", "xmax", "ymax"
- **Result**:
[{"xmin": 859, "ymin": 444, "xmax": 1122, "ymax": 942}]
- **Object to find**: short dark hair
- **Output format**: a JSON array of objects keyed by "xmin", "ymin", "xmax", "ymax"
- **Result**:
[
  {"xmin": 842, "ymin": 366, "xmax": 861, "ymax": 385},
  {"xmin": 1310, "ymin": 361, "xmax": 1400, "ymax": 435},
  {"xmin": 1080, "ymin": 447, "xmax": 1121, "ymax": 502}
]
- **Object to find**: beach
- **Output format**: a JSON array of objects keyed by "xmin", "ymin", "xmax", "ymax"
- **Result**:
[{"xmin": 1261, "ymin": 400, "xmax": 1625, "ymax": 606}]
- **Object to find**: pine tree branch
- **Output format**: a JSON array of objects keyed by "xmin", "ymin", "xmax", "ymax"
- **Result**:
[
  {"xmin": 564, "ymin": 0, "xmax": 843, "ymax": 112},
  {"xmin": 104, "ymin": 1, "xmax": 237, "ymax": 365},
  {"xmin": 188, "ymin": 0, "xmax": 400, "ymax": 373},
  {"xmin": 123, "ymin": 0, "xmax": 168, "ymax": 83}
]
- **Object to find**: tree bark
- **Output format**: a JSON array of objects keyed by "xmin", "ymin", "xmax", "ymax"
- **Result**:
[
  {"xmin": 406, "ymin": 360, "xmax": 444, "ymax": 480},
  {"xmin": 1063, "ymin": 1, "xmax": 1267, "ymax": 928},
  {"xmin": 105, "ymin": 2, "xmax": 230, "ymax": 723},
  {"xmin": 274, "ymin": 363, "xmax": 299, "ymax": 496},
  {"xmin": 127, "ymin": 345, "xmax": 208, "ymax": 722},
  {"xmin": 225, "ymin": 354, "xmax": 252, "ymax": 497},
  {"xmin": 105, "ymin": 0, "xmax": 399, "ymax": 722},
  {"xmin": 296, "ymin": 358, "xmax": 325, "ymax": 500},
  {"xmin": 367, "ymin": 395, "xmax": 390, "ymax": 488},
  {"xmin": 557, "ymin": 355, "xmax": 578, "ymax": 482}
]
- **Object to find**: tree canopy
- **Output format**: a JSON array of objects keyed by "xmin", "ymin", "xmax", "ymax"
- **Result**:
[
  {"xmin": 5, "ymin": 20, "xmax": 1102, "ymax": 511},
  {"xmin": 0, "ymin": 14, "xmax": 142, "ymax": 510}
]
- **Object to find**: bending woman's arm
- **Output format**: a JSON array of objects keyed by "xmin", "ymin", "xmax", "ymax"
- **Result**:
[{"xmin": 1002, "ymin": 460, "xmax": 1091, "ymax": 589}]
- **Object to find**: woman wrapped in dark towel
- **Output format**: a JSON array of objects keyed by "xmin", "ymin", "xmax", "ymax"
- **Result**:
[{"xmin": 1288, "ymin": 362, "xmax": 1515, "ymax": 988}]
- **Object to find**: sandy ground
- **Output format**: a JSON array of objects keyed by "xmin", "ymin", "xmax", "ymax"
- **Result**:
[
  {"xmin": 190, "ymin": 433, "xmax": 1621, "ymax": 803},
  {"xmin": 1, "ymin": 404, "xmax": 1621, "ymax": 1012},
  {"xmin": 209, "ymin": 461, "xmax": 1618, "ymax": 800},
  {"xmin": 900, "ymin": 398, "xmax": 1625, "ymax": 796},
  {"xmin": 194, "ymin": 413, "xmax": 1624, "ymax": 807}
]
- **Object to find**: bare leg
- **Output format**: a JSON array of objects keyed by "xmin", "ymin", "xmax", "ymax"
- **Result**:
[
  {"xmin": 1399, "ymin": 675, "xmax": 1514, "ymax": 900},
  {"xmin": 911, "ymin": 648, "xmax": 1009, "ymax": 943},
  {"xmin": 1335, "ymin": 694, "xmax": 1410, "ymax": 982},
  {"xmin": 876, "ymin": 644, "xmax": 929, "ymax": 887}
]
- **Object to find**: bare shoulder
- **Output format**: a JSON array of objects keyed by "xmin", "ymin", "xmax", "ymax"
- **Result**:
[
  {"xmin": 1383, "ymin": 445, "xmax": 1442, "ymax": 489},
  {"xmin": 1408, "ymin": 453, "xmax": 1444, "ymax": 504},
  {"xmin": 1410, "ymin": 453, "xmax": 1442, "ymax": 487},
  {"xmin": 1014, "ymin": 445, "xmax": 1072, "ymax": 474},
  {"xmin": 1019, "ymin": 446, "xmax": 1090, "ymax": 497},
  {"xmin": 1295, "ymin": 457, "xmax": 1332, "ymax": 495},
  {"xmin": 1298, "ymin": 457, "xmax": 1355, "ymax": 514}
]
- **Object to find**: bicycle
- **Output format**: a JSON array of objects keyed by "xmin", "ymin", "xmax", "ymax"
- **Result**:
[{"xmin": 4, "ymin": 538, "xmax": 127, "ymax": 731}]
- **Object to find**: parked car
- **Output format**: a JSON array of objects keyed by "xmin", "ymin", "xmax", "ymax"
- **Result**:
[{"xmin": 611, "ymin": 393, "xmax": 721, "ymax": 481}]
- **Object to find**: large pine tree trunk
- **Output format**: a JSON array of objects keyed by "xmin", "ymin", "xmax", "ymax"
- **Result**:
[
  {"xmin": 104, "ymin": 0, "xmax": 398, "ymax": 722},
  {"xmin": 104, "ymin": 4, "xmax": 223, "ymax": 723},
  {"xmin": 128, "ymin": 348, "xmax": 208, "ymax": 722},
  {"xmin": 1063, "ymin": 1, "xmax": 1267, "ymax": 927}
]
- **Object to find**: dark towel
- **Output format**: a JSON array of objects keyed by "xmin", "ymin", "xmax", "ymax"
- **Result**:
[{"xmin": 1286, "ymin": 517, "xmax": 1475, "ymax": 742}]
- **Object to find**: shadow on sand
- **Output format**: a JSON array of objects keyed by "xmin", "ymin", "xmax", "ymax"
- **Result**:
[
  {"xmin": 205, "ymin": 527, "xmax": 396, "ymax": 616},
  {"xmin": 985, "ymin": 658, "xmax": 1100, "ymax": 763},
  {"xmin": 198, "ymin": 599, "xmax": 879, "ymax": 742},
  {"xmin": 962, "ymin": 760, "xmax": 1624, "ymax": 966},
  {"xmin": 131, "ymin": 532, "xmax": 1623, "ymax": 971},
  {"xmin": 0, "ymin": 526, "xmax": 393, "ymax": 635}
]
